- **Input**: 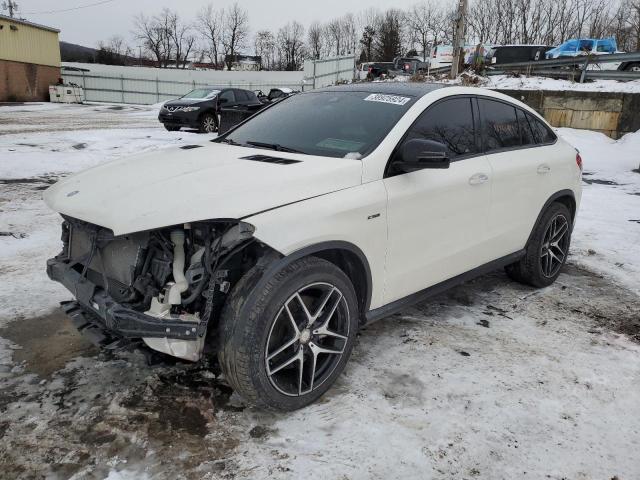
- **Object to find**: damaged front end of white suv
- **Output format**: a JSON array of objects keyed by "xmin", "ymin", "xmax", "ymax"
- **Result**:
[{"xmin": 46, "ymin": 217, "xmax": 276, "ymax": 361}]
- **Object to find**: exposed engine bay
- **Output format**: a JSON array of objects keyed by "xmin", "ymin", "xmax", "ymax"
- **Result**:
[{"xmin": 49, "ymin": 216, "xmax": 273, "ymax": 361}]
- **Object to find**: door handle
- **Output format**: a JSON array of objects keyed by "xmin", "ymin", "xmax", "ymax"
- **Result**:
[
  {"xmin": 469, "ymin": 173, "xmax": 489, "ymax": 186},
  {"xmin": 537, "ymin": 164, "xmax": 551, "ymax": 174}
]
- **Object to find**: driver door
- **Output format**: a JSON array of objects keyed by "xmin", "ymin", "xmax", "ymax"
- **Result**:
[{"xmin": 382, "ymin": 96, "xmax": 493, "ymax": 304}]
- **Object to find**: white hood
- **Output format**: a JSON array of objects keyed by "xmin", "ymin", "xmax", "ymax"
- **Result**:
[{"xmin": 44, "ymin": 143, "xmax": 363, "ymax": 235}]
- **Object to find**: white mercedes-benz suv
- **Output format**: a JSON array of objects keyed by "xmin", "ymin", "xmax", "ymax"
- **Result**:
[{"xmin": 44, "ymin": 83, "xmax": 582, "ymax": 410}]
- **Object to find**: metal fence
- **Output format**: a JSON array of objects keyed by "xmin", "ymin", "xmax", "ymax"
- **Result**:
[
  {"xmin": 60, "ymin": 56, "xmax": 357, "ymax": 105},
  {"xmin": 61, "ymin": 70, "xmax": 308, "ymax": 105},
  {"xmin": 303, "ymin": 55, "xmax": 356, "ymax": 89},
  {"xmin": 486, "ymin": 51, "xmax": 640, "ymax": 82}
]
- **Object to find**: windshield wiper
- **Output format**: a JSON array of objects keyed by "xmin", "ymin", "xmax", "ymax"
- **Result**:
[
  {"xmin": 246, "ymin": 141, "xmax": 304, "ymax": 154},
  {"xmin": 215, "ymin": 138, "xmax": 243, "ymax": 146}
]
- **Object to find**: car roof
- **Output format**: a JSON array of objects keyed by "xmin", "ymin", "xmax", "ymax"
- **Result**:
[{"xmin": 315, "ymin": 82, "xmax": 447, "ymax": 98}]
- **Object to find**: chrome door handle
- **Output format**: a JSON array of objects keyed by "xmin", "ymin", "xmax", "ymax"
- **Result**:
[
  {"xmin": 469, "ymin": 173, "xmax": 489, "ymax": 186},
  {"xmin": 537, "ymin": 164, "xmax": 551, "ymax": 174}
]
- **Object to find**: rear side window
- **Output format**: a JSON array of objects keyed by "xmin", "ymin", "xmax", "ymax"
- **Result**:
[
  {"xmin": 517, "ymin": 109, "xmax": 536, "ymax": 146},
  {"xmin": 478, "ymin": 99, "xmax": 520, "ymax": 151},
  {"xmin": 527, "ymin": 113, "xmax": 556, "ymax": 144},
  {"xmin": 234, "ymin": 90, "xmax": 249, "ymax": 101},
  {"xmin": 219, "ymin": 90, "xmax": 235, "ymax": 103},
  {"xmin": 404, "ymin": 97, "xmax": 477, "ymax": 159}
]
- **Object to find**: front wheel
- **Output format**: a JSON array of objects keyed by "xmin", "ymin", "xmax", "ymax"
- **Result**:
[
  {"xmin": 625, "ymin": 62, "xmax": 640, "ymax": 72},
  {"xmin": 218, "ymin": 257, "xmax": 359, "ymax": 411},
  {"xmin": 506, "ymin": 202, "xmax": 572, "ymax": 288},
  {"xmin": 199, "ymin": 113, "xmax": 218, "ymax": 133}
]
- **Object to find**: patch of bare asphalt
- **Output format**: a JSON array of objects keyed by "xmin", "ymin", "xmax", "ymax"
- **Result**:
[{"xmin": 0, "ymin": 262, "xmax": 638, "ymax": 478}]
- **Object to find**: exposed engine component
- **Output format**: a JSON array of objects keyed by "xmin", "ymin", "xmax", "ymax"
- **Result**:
[{"xmin": 59, "ymin": 217, "xmax": 262, "ymax": 361}]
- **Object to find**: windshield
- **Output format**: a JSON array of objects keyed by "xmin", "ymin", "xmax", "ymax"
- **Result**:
[
  {"xmin": 182, "ymin": 88, "xmax": 220, "ymax": 99},
  {"xmin": 221, "ymin": 91, "xmax": 416, "ymax": 158}
]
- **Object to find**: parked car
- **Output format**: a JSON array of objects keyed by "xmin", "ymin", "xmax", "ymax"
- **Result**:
[
  {"xmin": 257, "ymin": 87, "xmax": 295, "ymax": 104},
  {"xmin": 45, "ymin": 83, "xmax": 582, "ymax": 411},
  {"xmin": 390, "ymin": 56, "xmax": 429, "ymax": 76},
  {"xmin": 357, "ymin": 62, "xmax": 374, "ymax": 80},
  {"xmin": 158, "ymin": 87, "xmax": 263, "ymax": 133},
  {"xmin": 365, "ymin": 62, "xmax": 394, "ymax": 80},
  {"xmin": 486, "ymin": 45, "xmax": 553, "ymax": 64},
  {"xmin": 545, "ymin": 38, "xmax": 617, "ymax": 59}
]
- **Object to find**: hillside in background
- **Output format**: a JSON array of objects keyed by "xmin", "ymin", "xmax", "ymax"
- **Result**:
[{"xmin": 60, "ymin": 41, "xmax": 97, "ymax": 63}]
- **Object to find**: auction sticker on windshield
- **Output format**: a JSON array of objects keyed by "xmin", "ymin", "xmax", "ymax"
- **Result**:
[{"xmin": 364, "ymin": 94, "xmax": 412, "ymax": 106}]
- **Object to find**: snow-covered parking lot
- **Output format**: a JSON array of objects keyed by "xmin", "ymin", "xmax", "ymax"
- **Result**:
[{"xmin": 0, "ymin": 102, "xmax": 639, "ymax": 480}]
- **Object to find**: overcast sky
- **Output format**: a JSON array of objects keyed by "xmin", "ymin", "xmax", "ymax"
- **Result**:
[{"xmin": 17, "ymin": 0, "xmax": 418, "ymax": 47}]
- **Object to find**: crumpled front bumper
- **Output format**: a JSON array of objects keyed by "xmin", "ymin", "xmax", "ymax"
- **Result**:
[{"xmin": 47, "ymin": 256, "xmax": 200, "ymax": 342}]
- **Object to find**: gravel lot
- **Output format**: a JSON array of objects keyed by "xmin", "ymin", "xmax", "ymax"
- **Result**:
[{"xmin": 0, "ymin": 102, "xmax": 639, "ymax": 480}]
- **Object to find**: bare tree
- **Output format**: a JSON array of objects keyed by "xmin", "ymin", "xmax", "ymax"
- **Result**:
[
  {"xmin": 222, "ymin": 2, "xmax": 250, "ymax": 70},
  {"xmin": 255, "ymin": 30, "xmax": 276, "ymax": 69},
  {"xmin": 407, "ymin": 1, "xmax": 445, "ymax": 60},
  {"xmin": 165, "ymin": 10, "xmax": 195, "ymax": 68},
  {"xmin": 197, "ymin": 4, "xmax": 223, "ymax": 68},
  {"xmin": 277, "ymin": 21, "xmax": 306, "ymax": 70},
  {"xmin": 326, "ymin": 18, "xmax": 344, "ymax": 56},
  {"xmin": 134, "ymin": 13, "xmax": 170, "ymax": 67},
  {"xmin": 307, "ymin": 21, "xmax": 324, "ymax": 59}
]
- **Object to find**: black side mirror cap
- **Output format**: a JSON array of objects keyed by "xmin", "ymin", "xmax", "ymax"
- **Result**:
[{"xmin": 394, "ymin": 138, "xmax": 451, "ymax": 173}]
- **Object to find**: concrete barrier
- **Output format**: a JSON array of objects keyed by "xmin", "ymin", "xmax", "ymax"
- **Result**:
[{"xmin": 497, "ymin": 89, "xmax": 640, "ymax": 139}]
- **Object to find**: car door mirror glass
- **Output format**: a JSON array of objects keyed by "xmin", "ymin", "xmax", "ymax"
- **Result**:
[{"xmin": 396, "ymin": 139, "xmax": 450, "ymax": 173}]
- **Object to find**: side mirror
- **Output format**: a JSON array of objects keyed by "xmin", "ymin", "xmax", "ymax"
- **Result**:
[
  {"xmin": 218, "ymin": 97, "xmax": 229, "ymax": 105},
  {"xmin": 394, "ymin": 138, "xmax": 450, "ymax": 173}
]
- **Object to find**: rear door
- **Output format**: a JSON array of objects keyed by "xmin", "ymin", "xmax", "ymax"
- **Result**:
[
  {"xmin": 382, "ymin": 96, "xmax": 494, "ymax": 303},
  {"xmin": 478, "ymin": 97, "xmax": 558, "ymax": 258}
]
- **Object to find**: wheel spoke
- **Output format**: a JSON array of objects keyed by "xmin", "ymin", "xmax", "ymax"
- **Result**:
[
  {"xmin": 312, "ymin": 287, "xmax": 337, "ymax": 325},
  {"xmin": 309, "ymin": 341, "xmax": 344, "ymax": 356},
  {"xmin": 267, "ymin": 335, "xmax": 299, "ymax": 361},
  {"xmin": 284, "ymin": 304, "xmax": 301, "ymax": 336},
  {"xmin": 297, "ymin": 346, "xmax": 305, "ymax": 395},
  {"xmin": 551, "ymin": 221, "xmax": 568, "ymax": 243},
  {"xmin": 268, "ymin": 347, "xmax": 302, "ymax": 376},
  {"xmin": 294, "ymin": 293, "xmax": 314, "ymax": 326}
]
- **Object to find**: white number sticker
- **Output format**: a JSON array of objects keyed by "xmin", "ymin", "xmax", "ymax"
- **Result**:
[{"xmin": 364, "ymin": 94, "xmax": 412, "ymax": 106}]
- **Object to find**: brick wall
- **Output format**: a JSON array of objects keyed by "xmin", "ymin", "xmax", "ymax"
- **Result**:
[{"xmin": 0, "ymin": 59, "xmax": 60, "ymax": 102}]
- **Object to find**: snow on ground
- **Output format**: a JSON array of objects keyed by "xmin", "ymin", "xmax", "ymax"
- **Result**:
[
  {"xmin": 484, "ymin": 74, "xmax": 640, "ymax": 92},
  {"xmin": 0, "ymin": 102, "xmax": 639, "ymax": 479}
]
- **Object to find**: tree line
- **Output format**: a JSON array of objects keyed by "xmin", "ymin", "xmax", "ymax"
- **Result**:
[{"xmin": 94, "ymin": 0, "xmax": 640, "ymax": 70}]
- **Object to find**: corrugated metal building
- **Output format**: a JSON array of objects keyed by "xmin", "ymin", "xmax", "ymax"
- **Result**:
[{"xmin": 0, "ymin": 14, "xmax": 61, "ymax": 102}]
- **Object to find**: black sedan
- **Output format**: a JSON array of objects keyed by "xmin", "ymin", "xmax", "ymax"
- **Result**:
[{"xmin": 158, "ymin": 87, "xmax": 263, "ymax": 133}]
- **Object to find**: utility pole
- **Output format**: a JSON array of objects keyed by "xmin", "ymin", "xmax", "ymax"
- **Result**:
[
  {"xmin": 450, "ymin": 0, "xmax": 468, "ymax": 79},
  {"xmin": 2, "ymin": 0, "xmax": 18, "ymax": 17}
]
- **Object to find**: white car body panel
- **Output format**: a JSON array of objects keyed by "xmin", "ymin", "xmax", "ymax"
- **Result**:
[
  {"xmin": 382, "ymin": 156, "xmax": 494, "ymax": 303},
  {"xmin": 43, "ymin": 143, "xmax": 362, "ymax": 236},
  {"xmin": 246, "ymin": 181, "xmax": 389, "ymax": 309}
]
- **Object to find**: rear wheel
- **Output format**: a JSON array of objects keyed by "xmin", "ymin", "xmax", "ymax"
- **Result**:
[
  {"xmin": 506, "ymin": 202, "xmax": 572, "ymax": 288},
  {"xmin": 218, "ymin": 257, "xmax": 359, "ymax": 411},
  {"xmin": 625, "ymin": 62, "xmax": 640, "ymax": 72},
  {"xmin": 199, "ymin": 113, "xmax": 218, "ymax": 133}
]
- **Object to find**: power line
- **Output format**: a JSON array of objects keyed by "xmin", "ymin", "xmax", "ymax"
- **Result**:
[{"xmin": 22, "ymin": 0, "xmax": 117, "ymax": 15}]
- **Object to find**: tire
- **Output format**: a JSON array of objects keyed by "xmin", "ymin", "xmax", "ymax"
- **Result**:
[
  {"xmin": 625, "ymin": 62, "xmax": 640, "ymax": 72},
  {"xmin": 505, "ymin": 202, "xmax": 572, "ymax": 288},
  {"xmin": 164, "ymin": 124, "xmax": 181, "ymax": 132},
  {"xmin": 218, "ymin": 256, "xmax": 359, "ymax": 411},
  {"xmin": 199, "ymin": 112, "xmax": 218, "ymax": 133}
]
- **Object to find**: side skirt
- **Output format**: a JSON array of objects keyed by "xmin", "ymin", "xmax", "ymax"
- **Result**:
[{"xmin": 364, "ymin": 250, "xmax": 526, "ymax": 324}]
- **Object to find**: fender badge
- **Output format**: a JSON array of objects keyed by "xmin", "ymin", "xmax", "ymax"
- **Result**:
[{"xmin": 66, "ymin": 190, "xmax": 80, "ymax": 198}]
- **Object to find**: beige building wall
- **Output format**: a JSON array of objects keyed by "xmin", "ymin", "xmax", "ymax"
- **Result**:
[{"xmin": 0, "ymin": 16, "xmax": 61, "ymax": 68}]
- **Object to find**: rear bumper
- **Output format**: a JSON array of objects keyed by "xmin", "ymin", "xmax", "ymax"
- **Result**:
[{"xmin": 47, "ymin": 256, "xmax": 200, "ymax": 341}]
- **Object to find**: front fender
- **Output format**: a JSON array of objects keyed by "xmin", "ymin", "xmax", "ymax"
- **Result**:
[{"xmin": 245, "ymin": 181, "xmax": 388, "ymax": 310}]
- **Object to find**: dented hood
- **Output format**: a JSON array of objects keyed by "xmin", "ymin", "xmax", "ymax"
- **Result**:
[{"xmin": 44, "ymin": 142, "xmax": 363, "ymax": 235}]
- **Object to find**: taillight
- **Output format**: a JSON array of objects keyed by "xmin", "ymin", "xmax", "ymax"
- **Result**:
[{"xmin": 576, "ymin": 152, "xmax": 583, "ymax": 171}]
